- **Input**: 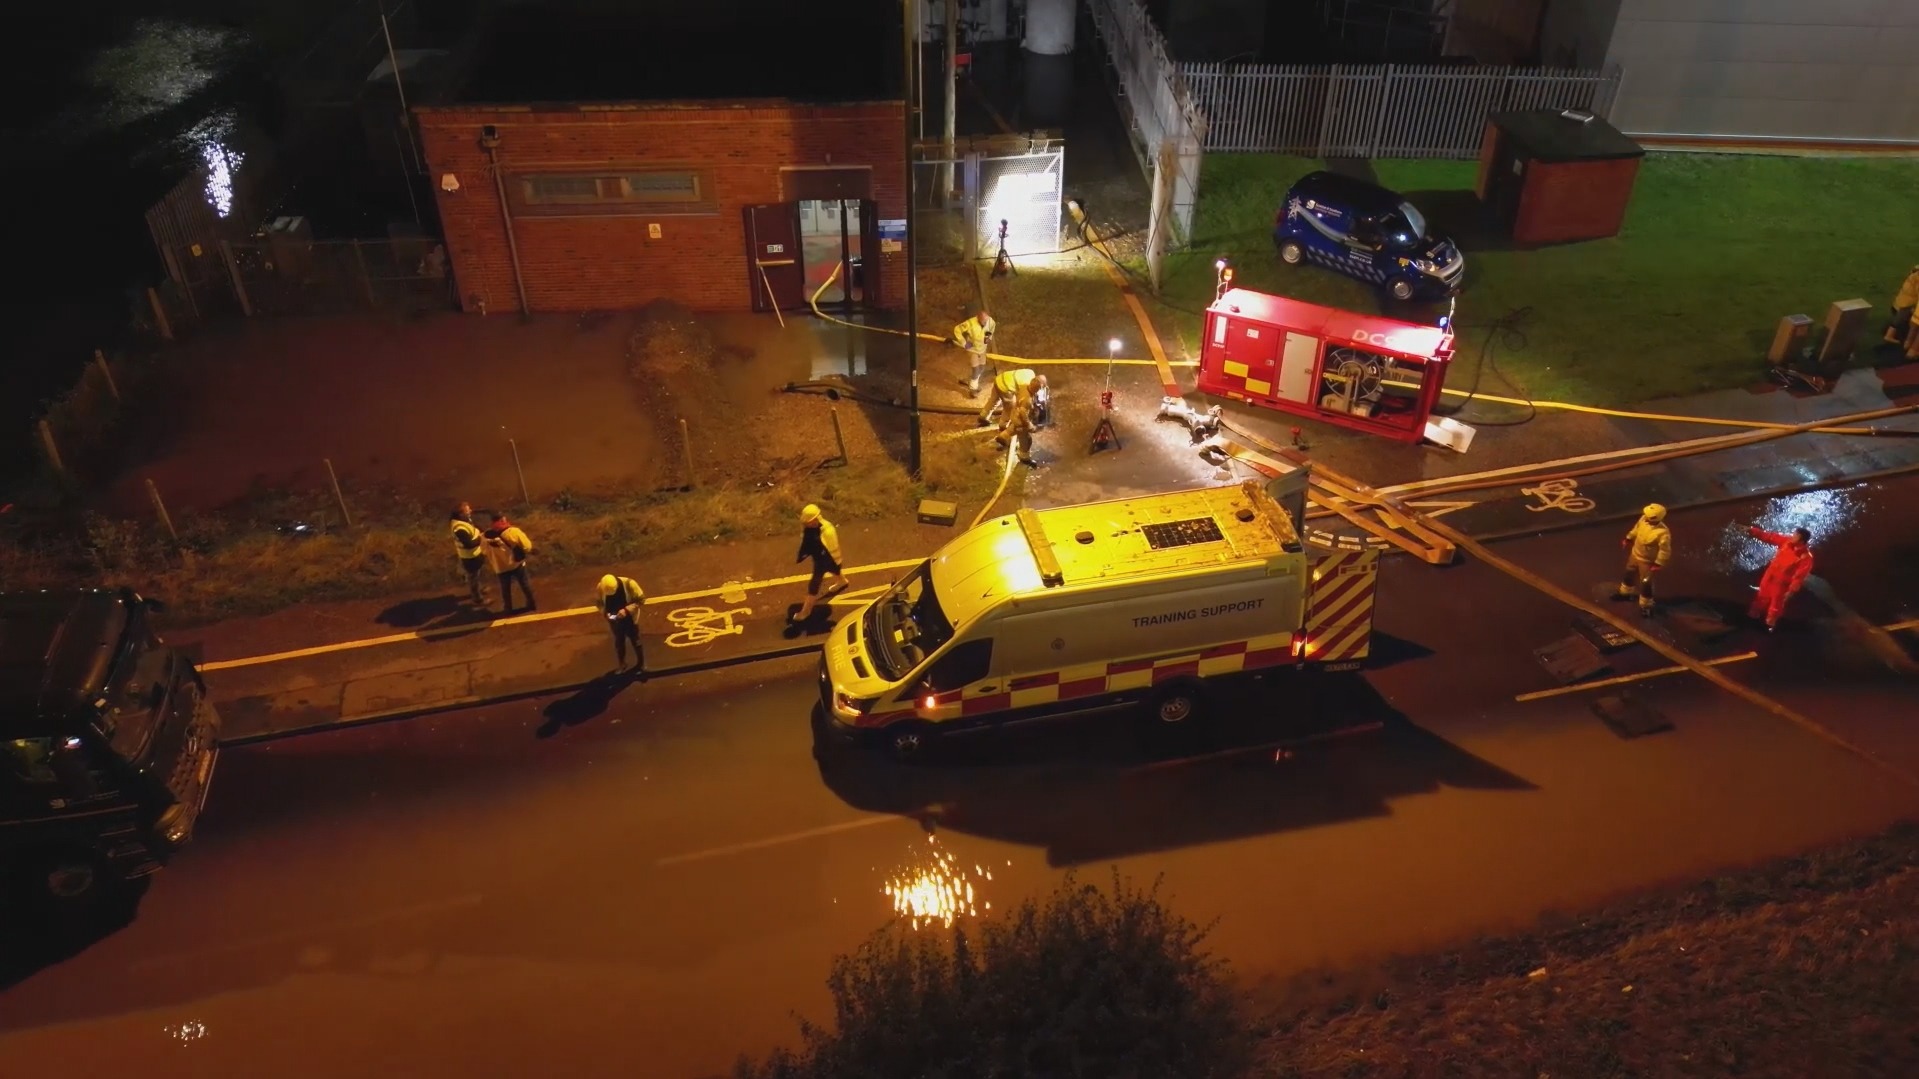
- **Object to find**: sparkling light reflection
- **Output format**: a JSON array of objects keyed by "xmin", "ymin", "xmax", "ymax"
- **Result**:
[
  {"xmin": 882, "ymin": 834, "xmax": 993, "ymax": 930},
  {"xmin": 1712, "ymin": 485, "xmax": 1868, "ymax": 573}
]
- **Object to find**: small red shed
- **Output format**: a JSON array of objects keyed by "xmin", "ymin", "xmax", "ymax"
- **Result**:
[
  {"xmin": 1197, "ymin": 288, "xmax": 1455, "ymax": 444},
  {"xmin": 1476, "ymin": 109, "xmax": 1645, "ymax": 246}
]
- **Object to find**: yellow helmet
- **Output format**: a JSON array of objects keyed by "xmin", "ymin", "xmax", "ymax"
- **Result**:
[
  {"xmin": 1641, "ymin": 503, "xmax": 1667, "ymax": 523},
  {"xmin": 800, "ymin": 504, "xmax": 822, "ymax": 524},
  {"xmin": 597, "ymin": 574, "xmax": 619, "ymax": 597}
]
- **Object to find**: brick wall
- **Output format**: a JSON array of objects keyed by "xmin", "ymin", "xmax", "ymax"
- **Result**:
[{"xmin": 415, "ymin": 101, "xmax": 908, "ymax": 314}]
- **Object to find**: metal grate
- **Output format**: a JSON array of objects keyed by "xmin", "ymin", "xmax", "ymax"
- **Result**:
[{"xmin": 1140, "ymin": 517, "xmax": 1225, "ymax": 550}]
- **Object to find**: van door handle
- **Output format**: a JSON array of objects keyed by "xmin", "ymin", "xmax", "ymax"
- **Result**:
[{"xmin": 978, "ymin": 683, "xmax": 1000, "ymax": 693}]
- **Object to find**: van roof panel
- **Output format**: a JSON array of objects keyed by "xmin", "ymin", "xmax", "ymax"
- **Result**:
[{"xmin": 931, "ymin": 484, "xmax": 1299, "ymax": 627}]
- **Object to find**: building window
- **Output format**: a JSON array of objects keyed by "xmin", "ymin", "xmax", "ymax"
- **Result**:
[{"xmin": 516, "ymin": 170, "xmax": 708, "ymax": 213}]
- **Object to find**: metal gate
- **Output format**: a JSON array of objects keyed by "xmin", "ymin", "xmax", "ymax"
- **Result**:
[{"xmin": 977, "ymin": 148, "xmax": 1064, "ymax": 258}]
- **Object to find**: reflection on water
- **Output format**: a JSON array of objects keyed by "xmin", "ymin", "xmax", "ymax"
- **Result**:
[
  {"xmin": 165, "ymin": 1019, "xmax": 208, "ymax": 1043},
  {"xmin": 85, "ymin": 19, "xmax": 246, "ymax": 132},
  {"xmin": 1712, "ymin": 484, "xmax": 1870, "ymax": 573},
  {"xmin": 193, "ymin": 114, "xmax": 244, "ymax": 218},
  {"xmin": 881, "ymin": 834, "xmax": 993, "ymax": 931}
]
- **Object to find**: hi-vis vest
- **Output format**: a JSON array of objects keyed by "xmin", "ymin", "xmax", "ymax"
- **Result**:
[
  {"xmin": 994, "ymin": 368, "xmax": 1040, "ymax": 400},
  {"xmin": 451, "ymin": 518, "xmax": 485, "ymax": 561},
  {"xmin": 952, "ymin": 314, "xmax": 995, "ymax": 351}
]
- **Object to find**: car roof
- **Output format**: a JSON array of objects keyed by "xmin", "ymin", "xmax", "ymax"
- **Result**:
[
  {"xmin": 1288, "ymin": 170, "xmax": 1403, "ymax": 213},
  {"xmin": 0, "ymin": 590, "xmax": 127, "ymax": 730}
]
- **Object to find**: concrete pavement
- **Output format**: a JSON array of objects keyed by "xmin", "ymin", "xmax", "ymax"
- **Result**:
[{"xmin": 5, "ymin": 482, "xmax": 1915, "ymax": 1078}]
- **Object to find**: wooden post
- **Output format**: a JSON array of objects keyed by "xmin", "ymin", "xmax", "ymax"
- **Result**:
[
  {"xmin": 941, "ymin": 0, "xmax": 958, "ymax": 207},
  {"xmin": 509, "ymin": 438, "xmax": 531, "ymax": 506},
  {"xmin": 145, "ymin": 478, "xmax": 179, "ymax": 542},
  {"xmin": 829, "ymin": 406, "xmax": 849, "ymax": 467},
  {"xmin": 37, "ymin": 419, "xmax": 68, "ymax": 482},
  {"xmin": 1146, "ymin": 143, "xmax": 1174, "ymax": 295},
  {"xmin": 351, "ymin": 239, "xmax": 377, "ymax": 309},
  {"xmin": 679, "ymin": 418, "xmax": 696, "ymax": 490},
  {"xmin": 146, "ymin": 287, "xmax": 174, "ymax": 341},
  {"xmin": 221, "ymin": 240, "xmax": 253, "ymax": 317},
  {"xmin": 92, "ymin": 350, "xmax": 121, "ymax": 401},
  {"xmin": 961, "ymin": 152, "xmax": 981, "ymax": 262},
  {"xmin": 323, "ymin": 458, "xmax": 354, "ymax": 528}
]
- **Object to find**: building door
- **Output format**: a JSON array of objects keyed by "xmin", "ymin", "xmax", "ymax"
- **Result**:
[
  {"xmin": 799, "ymin": 198, "xmax": 867, "ymax": 308},
  {"xmin": 745, "ymin": 204, "xmax": 805, "ymax": 311}
]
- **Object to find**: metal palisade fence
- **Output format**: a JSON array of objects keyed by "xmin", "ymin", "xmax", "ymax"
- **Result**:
[
  {"xmin": 1085, "ymin": 0, "xmax": 1205, "ymax": 243},
  {"xmin": 153, "ymin": 237, "xmax": 459, "ymax": 323},
  {"xmin": 1182, "ymin": 62, "xmax": 1622, "ymax": 158}
]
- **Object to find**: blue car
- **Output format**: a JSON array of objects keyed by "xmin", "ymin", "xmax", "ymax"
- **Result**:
[{"xmin": 1272, "ymin": 171, "xmax": 1465, "ymax": 301}]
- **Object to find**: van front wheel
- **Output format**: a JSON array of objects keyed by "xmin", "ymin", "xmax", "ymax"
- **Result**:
[
  {"xmin": 1388, "ymin": 278, "xmax": 1415, "ymax": 301},
  {"xmin": 884, "ymin": 721, "xmax": 939, "ymax": 762},
  {"xmin": 1150, "ymin": 683, "xmax": 1206, "ymax": 726},
  {"xmin": 1278, "ymin": 239, "xmax": 1304, "ymax": 265}
]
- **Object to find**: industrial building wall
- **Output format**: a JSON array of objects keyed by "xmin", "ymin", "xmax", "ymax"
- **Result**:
[
  {"xmin": 1601, "ymin": 0, "xmax": 1919, "ymax": 143},
  {"xmin": 416, "ymin": 102, "xmax": 908, "ymax": 313}
]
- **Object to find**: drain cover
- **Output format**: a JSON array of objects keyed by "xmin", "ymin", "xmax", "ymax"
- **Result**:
[
  {"xmin": 1535, "ymin": 635, "xmax": 1610, "ymax": 684},
  {"xmin": 1575, "ymin": 614, "xmax": 1637, "ymax": 652},
  {"xmin": 1593, "ymin": 693, "xmax": 1672, "ymax": 739}
]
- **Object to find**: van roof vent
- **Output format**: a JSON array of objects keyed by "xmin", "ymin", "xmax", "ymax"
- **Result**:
[{"xmin": 1140, "ymin": 517, "xmax": 1225, "ymax": 550}]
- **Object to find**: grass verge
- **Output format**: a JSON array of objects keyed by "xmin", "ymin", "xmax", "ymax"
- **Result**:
[
  {"xmin": 0, "ymin": 442, "xmax": 1004, "ymax": 627},
  {"xmin": 1257, "ymin": 821, "xmax": 1919, "ymax": 1077},
  {"xmin": 1151, "ymin": 153, "xmax": 1919, "ymax": 405}
]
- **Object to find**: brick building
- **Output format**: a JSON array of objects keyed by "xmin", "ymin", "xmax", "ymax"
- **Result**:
[{"xmin": 415, "ymin": 6, "xmax": 908, "ymax": 315}]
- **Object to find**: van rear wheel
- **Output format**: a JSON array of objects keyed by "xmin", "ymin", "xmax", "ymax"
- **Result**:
[
  {"xmin": 1150, "ymin": 682, "xmax": 1206, "ymax": 726},
  {"xmin": 1278, "ymin": 239, "xmax": 1304, "ymax": 265}
]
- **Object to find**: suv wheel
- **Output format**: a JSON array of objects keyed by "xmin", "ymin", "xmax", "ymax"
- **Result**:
[{"xmin": 1278, "ymin": 239, "xmax": 1305, "ymax": 265}]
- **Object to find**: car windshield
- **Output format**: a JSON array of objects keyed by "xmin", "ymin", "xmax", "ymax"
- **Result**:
[{"xmin": 865, "ymin": 562, "xmax": 955, "ymax": 682}]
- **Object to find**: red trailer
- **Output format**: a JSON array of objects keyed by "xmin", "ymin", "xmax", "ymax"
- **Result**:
[{"xmin": 1197, "ymin": 288, "xmax": 1456, "ymax": 444}]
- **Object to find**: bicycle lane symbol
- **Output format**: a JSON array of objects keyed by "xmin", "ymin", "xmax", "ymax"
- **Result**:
[
  {"xmin": 664, "ymin": 605, "xmax": 753, "ymax": 648},
  {"xmin": 1520, "ymin": 478, "xmax": 1596, "ymax": 514}
]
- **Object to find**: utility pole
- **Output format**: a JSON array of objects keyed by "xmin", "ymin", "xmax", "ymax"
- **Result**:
[
  {"xmin": 941, "ymin": 0, "xmax": 958, "ymax": 207},
  {"xmin": 904, "ymin": 0, "xmax": 923, "ymax": 475},
  {"xmin": 378, "ymin": 0, "xmax": 423, "ymax": 227}
]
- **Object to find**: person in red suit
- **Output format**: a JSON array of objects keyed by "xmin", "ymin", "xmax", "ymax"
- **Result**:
[{"xmin": 1747, "ymin": 525, "xmax": 1814, "ymax": 631}]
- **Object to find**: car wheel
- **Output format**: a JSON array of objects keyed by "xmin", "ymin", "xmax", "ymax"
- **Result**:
[
  {"xmin": 885, "ymin": 721, "xmax": 939, "ymax": 762},
  {"xmin": 30, "ymin": 848, "xmax": 124, "ymax": 918},
  {"xmin": 1388, "ymin": 278, "xmax": 1415, "ymax": 301},
  {"xmin": 1278, "ymin": 240, "xmax": 1305, "ymax": 265},
  {"xmin": 1150, "ymin": 682, "xmax": 1206, "ymax": 726}
]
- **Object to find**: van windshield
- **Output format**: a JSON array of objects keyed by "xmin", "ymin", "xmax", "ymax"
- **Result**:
[{"xmin": 865, "ymin": 562, "xmax": 955, "ymax": 682}]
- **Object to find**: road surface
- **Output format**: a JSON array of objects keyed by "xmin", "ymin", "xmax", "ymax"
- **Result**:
[{"xmin": 4, "ymin": 477, "xmax": 1916, "ymax": 1078}]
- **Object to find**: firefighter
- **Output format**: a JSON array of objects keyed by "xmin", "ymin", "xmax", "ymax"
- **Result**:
[
  {"xmin": 598, "ymin": 573, "xmax": 647, "ymax": 673},
  {"xmin": 978, "ymin": 368, "xmax": 1048, "ymax": 426},
  {"xmin": 995, "ymin": 392, "xmax": 1040, "ymax": 467},
  {"xmin": 1747, "ymin": 525, "xmax": 1814, "ymax": 631},
  {"xmin": 449, "ymin": 502, "xmax": 488, "ymax": 605},
  {"xmin": 483, "ymin": 512, "xmax": 537, "ymax": 615},
  {"xmin": 1887, "ymin": 264, "xmax": 1919, "ymax": 346},
  {"xmin": 791, "ymin": 504, "xmax": 847, "ymax": 623},
  {"xmin": 951, "ymin": 308, "xmax": 997, "ymax": 396},
  {"xmin": 1616, "ymin": 503, "xmax": 1671, "ymax": 617}
]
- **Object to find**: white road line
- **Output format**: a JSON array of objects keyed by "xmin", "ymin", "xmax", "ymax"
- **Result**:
[{"xmin": 654, "ymin": 815, "xmax": 903, "ymax": 867}]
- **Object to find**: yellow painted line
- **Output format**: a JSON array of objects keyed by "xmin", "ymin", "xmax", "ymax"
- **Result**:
[
  {"xmin": 198, "ymin": 556, "xmax": 927, "ymax": 672},
  {"xmin": 653, "ymin": 814, "xmax": 902, "ymax": 867},
  {"xmin": 1515, "ymin": 652, "xmax": 1760, "ymax": 702}
]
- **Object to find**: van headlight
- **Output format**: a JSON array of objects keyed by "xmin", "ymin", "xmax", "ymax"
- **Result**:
[
  {"xmin": 834, "ymin": 690, "xmax": 877, "ymax": 716},
  {"xmin": 157, "ymin": 802, "xmax": 192, "ymax": 845},
  {"xmin": 1411, "ymin": 258, "xmax": 1438, "ymax": 274}
]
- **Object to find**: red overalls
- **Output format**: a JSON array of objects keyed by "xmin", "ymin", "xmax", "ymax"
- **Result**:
[{"xmin": 1748, "ymin": 528, "xmax": 1814, "ymax": 628}]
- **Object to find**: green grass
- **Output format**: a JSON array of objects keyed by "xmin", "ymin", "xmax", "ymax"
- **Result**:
[{"xmin": 1152, "ymin": 153, "xmax": 1919, "ymax": 405}]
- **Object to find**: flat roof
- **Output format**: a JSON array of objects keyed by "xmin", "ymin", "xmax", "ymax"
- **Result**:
[{"xmin": 455, "ymin": 4, "xmax": 901, "ymax": 106}]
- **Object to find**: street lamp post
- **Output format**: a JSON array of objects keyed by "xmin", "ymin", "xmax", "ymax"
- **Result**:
[{"xmin": 903, "ymin": 0, "xmax": 924, "ymax": 476}]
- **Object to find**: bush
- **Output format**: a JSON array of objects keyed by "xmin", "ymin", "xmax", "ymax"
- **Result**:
[{"xmin": 739, "ymin": 873, "xmax": 1252, "ymax": 1079}]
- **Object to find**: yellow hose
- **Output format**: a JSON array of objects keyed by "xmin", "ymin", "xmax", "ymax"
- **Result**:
[{"xmin": 969, "ymin": 437, "xmax": 1022, "ymax": 530}]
